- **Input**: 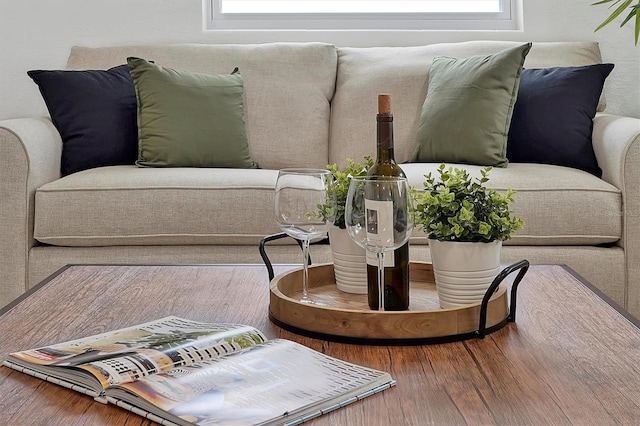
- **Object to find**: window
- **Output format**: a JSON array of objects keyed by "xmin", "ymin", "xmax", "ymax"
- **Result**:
[
  {"xmin": 208, "ymin": 0, "xmax": 517, "ymax": 30},
  {"xmin": 220, "ymin": 1, "xmax": 502, "ymax": 14}
]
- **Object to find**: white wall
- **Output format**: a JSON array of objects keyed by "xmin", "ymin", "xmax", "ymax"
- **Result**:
[{"xmin": 1, "ymin": 0, "xmax": 638, "ymax": 120}]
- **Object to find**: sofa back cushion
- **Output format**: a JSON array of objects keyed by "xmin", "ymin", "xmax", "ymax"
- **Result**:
[
  {"xmin": 66, "ymin": 43, "xmax": 338, "ymax": 170},
  {"xmin": 330, "ymin": 41, "xmax": 605, "ymax": 167}
]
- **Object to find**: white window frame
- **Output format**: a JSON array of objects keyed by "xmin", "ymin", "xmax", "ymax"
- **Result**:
[{"xmin": 207, "ymin": 0, "xmax": 518, "ymax": 31}]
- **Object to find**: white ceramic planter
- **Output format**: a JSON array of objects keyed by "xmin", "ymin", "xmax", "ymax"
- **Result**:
[
  {"xmin": 329, "ymin": 226, "xmax": 367, "ymax": 294},
  {"xmin": 428, "ymin": 238, "xmax": 502, "ymax": 308}
]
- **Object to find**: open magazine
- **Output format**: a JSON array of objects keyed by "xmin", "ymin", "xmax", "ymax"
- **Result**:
[{"xmin": 3, "ymin": 316, "xmax": 394, "ymax": 426}]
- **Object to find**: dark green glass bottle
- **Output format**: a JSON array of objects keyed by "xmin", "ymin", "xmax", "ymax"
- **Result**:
[{"xmin": 365, "ymin": 94, "xmax": 410, "ymax": 311}]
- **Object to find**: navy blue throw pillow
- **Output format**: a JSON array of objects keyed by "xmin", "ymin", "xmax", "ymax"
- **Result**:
[
  {"xmin": 28, "ymin": 65, "xmax": 138, "ymax": 176},
  {"xmin": 506, "ymin": 63, "xmax": 614, "ymax": 177}
]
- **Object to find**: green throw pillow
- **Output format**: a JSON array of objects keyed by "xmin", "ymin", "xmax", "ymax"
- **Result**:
[
  {"xmin": 127, "ymin": 57, "xmax": 258, "ymax": 168},
  {"xmin": 412, "ymin": 43, "xmax": 532, "ymax": 167}
]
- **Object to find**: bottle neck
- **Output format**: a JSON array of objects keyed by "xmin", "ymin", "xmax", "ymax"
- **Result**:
[{"xmin": 376, "ymin": 113, "xmax": 395, "ymax": 164}]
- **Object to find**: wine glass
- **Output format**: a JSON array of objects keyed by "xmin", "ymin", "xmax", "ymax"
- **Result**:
[
  {"xmin": 274, "ymin": 169, "xmax": 336, "ymax": 305},
  {"xmin": 345, "ymin": 176, "xmax": 413, "ymax": 311}
]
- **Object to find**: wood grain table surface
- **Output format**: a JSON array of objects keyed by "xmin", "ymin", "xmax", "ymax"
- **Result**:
[{"xmin": 0, "ymin": 263, "xmax": 639, "ymax": 425}]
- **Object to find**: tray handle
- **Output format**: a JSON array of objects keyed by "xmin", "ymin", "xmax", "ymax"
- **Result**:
[
  {"xmin": 259, "ymin": 233, "xmax": 315, "ymax": 281},
  {"xmin": 477, "ymin": 259, "xmax": 530, "ymax": 338}
]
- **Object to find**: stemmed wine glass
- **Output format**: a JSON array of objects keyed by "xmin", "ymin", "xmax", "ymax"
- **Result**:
[
  {"xmin": 274, "ymin": 169, "xmax": 336, "ymax": 305},
  {"xmin": 345, "ymin": 176, "xmax": 413, "ymax": 311}
]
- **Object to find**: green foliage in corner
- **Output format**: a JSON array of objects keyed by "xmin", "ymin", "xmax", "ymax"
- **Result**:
[
  {"xmin": 593, "ymin": 0, "xmax": 640, "ymax": 45},
  {"xmin": 415, "ymin": 164, "xmax": 523, "ymax": 242}
]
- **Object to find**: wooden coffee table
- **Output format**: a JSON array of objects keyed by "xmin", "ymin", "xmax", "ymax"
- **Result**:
[{"xmin": 1, "ymin": 263, "xmax": 639, "ymax": 425}]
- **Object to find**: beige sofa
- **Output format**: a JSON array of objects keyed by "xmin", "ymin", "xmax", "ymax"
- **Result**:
[{"xmin": 1, "ymin": 41, "xmax": 639, "ymax": 319}]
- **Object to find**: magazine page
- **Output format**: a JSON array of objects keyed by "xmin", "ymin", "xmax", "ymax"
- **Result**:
[
  {"xmin": 4, "ymin": 316, "xmax": 268, "ymax": 393},
  {"xmin": 106, "ymin": 339, "xmax": 394, "ymax": 426}
]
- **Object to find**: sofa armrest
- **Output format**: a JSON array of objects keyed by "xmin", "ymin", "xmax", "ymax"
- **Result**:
[
  {"xmin": 593, "ymin": 114, "xmax": 640, "ymax": 190},
  {"xmin": 0, "ymin": 117, "xmax": 62, "ymax": 307},
  {"xmin": 593, "ymin": 113, "xmax": 640, "ymax": 315}
]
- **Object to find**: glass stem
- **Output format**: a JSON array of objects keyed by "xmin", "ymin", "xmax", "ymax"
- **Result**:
[
  {"xmin": 377, "ymin": 251, "xmax": 385, "ymax": 312},
  {"xmin": 302, "ymin": 238, "xmax": 311, "ymax": 301}
]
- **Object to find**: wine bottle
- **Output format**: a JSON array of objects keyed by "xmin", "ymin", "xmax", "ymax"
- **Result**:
[{"xmin": 365, "ymin": 94, "xmax": 410, "ymax": 311}]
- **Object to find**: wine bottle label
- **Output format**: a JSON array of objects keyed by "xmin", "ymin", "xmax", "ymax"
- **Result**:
[{"xmin": 364, "ymin": 198, "xmax": 396, "ymax": 267}]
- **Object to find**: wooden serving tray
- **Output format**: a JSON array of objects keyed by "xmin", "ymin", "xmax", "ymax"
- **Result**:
[{"xmin": 269, "ymin": 261, "xmax": 510, "ymax": 345}]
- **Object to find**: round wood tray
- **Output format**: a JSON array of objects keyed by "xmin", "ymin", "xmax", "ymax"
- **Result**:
[{"xmin": 269, "ymin": 261, "xmax": 510, "ymax": 345}]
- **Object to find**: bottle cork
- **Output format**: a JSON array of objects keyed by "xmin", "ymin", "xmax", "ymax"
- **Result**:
[{"xmin": 378, "ymin": 94, "xmax": 391, "ymax": 114}]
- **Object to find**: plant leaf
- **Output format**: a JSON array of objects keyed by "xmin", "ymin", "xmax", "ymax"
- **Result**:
[
  {"xmin": 595, "ymin": 0, "xmax": 634, "ymax": 32},
  {"xmin": 592, "ymin": 0, "xmax": 620, "ymax": 5},
  {"xmin": 636, "ymin": 5, "xmax": 640, "ymax": 44},
  {"xmin": 621, "ymin": 4, "xmax": 639, "ymax": 25}
]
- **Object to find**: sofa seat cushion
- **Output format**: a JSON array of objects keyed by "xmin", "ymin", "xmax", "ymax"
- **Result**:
[
  {"xmin": 34, "ymin": 163, "xmax": 621, "ymax": 248},
  {"xmin": 401, "ymin": 163, "xmax": 621, "ymax": 246},
  {"xmin": 34, "ymin": 166, "xmax": 283, "ymax": 246}
]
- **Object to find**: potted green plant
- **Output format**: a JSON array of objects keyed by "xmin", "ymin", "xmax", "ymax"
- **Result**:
[
  {"xmin": 324, "ymin": 157, "xmax": 374, "ymax": 229},
  {"xmin": 593, "ymin": 0, "xmax": 640, "ymax": 45},
  {"xmin": 414, "ymin": 164, "xmax": 524, "ymax": 308},
  {"xmin": 323, "ymin": 157, "xmax": 374, "ymax": 294}
]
